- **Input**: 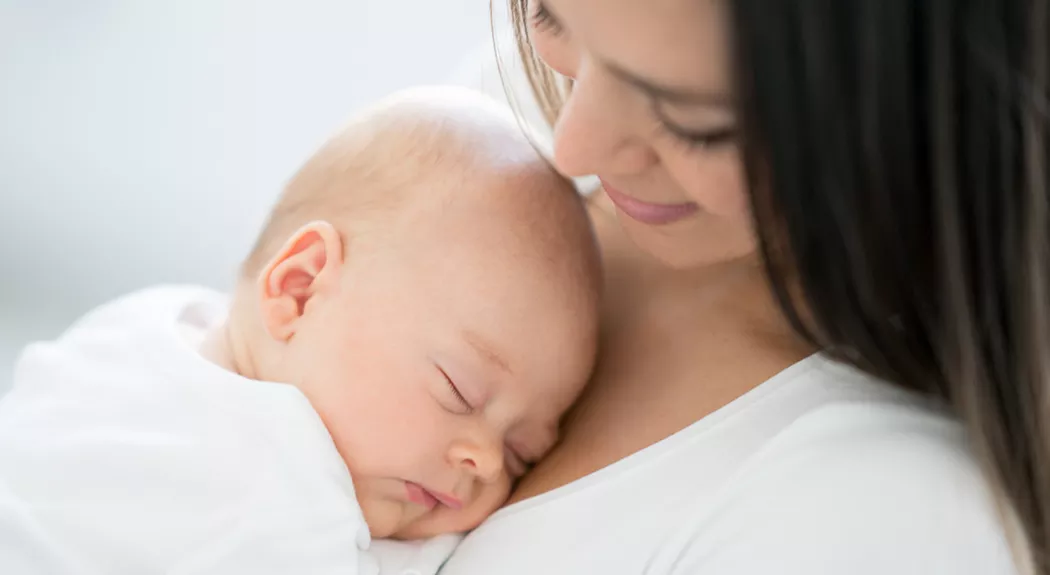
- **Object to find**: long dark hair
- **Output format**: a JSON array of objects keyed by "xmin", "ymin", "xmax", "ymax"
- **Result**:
[{"xmin": 506, "ymin": 0, "xmax": 1049, "ymax": 571}]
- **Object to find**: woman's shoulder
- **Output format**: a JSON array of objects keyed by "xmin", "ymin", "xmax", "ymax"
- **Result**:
[
  {"xmin": 750, "ymin": 395, "xmax": 994, "ymax": 519},
  {"xmin": 768, "ymin": 355, "xmax": 985, "ymax": 477},
  {"xmin": 657, "ymin": 368, "xmax": 1019, "ymax": 574}
]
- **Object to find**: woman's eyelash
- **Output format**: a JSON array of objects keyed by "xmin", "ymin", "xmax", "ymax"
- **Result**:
[
  {"xmin": 530, "ymin": 2, "xmax": 565, "ymax": 36},
  {"xmin": 658, "ymin": 121, "xmax": 737, "ymax": 150},
  {"xmin": 650, "ymin": 99, "xmax": 737, "ymax": 150}
]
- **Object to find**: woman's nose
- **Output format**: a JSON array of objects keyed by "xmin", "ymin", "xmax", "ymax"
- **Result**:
[
  {"xmin": 449, "ymin": 438, "xmax": 503, "ymax": 483},
  {"xmin": 552, "ymin": 58, "xmax": 657, "ymax": 179}
]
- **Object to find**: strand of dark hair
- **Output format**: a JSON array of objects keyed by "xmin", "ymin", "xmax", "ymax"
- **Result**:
[{"xmin": 731, "ymin": 0, "xmax": 1050, "ymax": 572}]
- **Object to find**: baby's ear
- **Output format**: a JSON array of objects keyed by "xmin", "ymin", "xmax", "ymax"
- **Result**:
[{"xmin": 256, "ymin": 221, "xmax": 344, "ymax": 342}]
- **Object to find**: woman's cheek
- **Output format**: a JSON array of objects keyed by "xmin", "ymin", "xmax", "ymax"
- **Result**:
[
  {"xmin": 530, "ymin": 33, "xmax": 576, "ymax": 79},
  {"xmin": 664, "ymin": 146, "xmax": 749, "ymax": 218}
]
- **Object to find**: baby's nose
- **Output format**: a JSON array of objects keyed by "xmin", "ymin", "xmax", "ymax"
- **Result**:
[{"xmin": 449, "ymin": 440, "xmax": 503, "ymax": 483}]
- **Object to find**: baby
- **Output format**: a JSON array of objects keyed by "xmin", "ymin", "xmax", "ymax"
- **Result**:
[{"xmin": 0, "ymin": 87, "xmax": 600, "ymax": 574}]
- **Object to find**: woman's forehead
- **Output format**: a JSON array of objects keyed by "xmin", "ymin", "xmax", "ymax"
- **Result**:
[{"xmin": 544, "ymin": 0, "xmax": 732, "ymax": 96}]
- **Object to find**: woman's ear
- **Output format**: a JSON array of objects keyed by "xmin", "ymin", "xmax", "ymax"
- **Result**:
[{"xmin": 255, "ymin": 220, "xmax": 345, "ymax": 342}]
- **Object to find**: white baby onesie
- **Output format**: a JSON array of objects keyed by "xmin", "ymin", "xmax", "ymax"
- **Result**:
[{"xmin": 0, "ymin": 286, "xmax": 455, "ymax": 575}]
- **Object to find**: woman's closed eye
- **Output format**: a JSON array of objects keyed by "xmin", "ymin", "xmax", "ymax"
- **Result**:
[
  {"xmin": 528, "ymin": 0, "xmax": 735, "ymax": 152},
  {"xmin": 652, "ymin": 103, "xmax": 737, "ymax": 151},
  {"xmin": 656, "ymin": 119, "xmax": 738, "ymax": 151},
  {"xmin": 530, "ymin": 1, "xmax": 565, "ymax": 38}
]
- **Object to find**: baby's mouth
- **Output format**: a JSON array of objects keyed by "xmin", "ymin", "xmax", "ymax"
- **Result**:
[
  {"xmin": 404, "ymin": 481, "xmax": 438, "ymax": 510},
  {"xmin": 404, "ymin": 481, "xmax": 463, "ymax": 510}
]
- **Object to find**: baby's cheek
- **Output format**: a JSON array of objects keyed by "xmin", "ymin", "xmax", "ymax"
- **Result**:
[{"xmin": 453, "ymin": 476, "xmax": 512, "ymax": 531}]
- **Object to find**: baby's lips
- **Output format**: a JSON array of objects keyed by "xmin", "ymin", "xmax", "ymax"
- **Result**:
[
  {"xmin": 431, "ymin": 490, "xmax": 464, "ymax": 510},
  {"xmin": 407, "ymin": 481, "xmax": 463, "ymax": 510},
  {"xmin": 404, "ymin": 481, "xmax": 439, "ymax": 510}
]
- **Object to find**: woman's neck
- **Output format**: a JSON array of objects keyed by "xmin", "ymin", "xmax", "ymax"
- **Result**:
[
  {"xmin": 585, "ymin": 189, "xmax": 794, "ymax": 338},
  {"xmin": 595, "ymin": 213, "xmax": 800, "ymax": 354},
  {"xmin": 603, "ymin": 248, "xmax": 810, "ymax": 377}
]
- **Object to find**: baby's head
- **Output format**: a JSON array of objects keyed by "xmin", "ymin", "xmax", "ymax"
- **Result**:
[{"xmin": 229, "ymin": 87, "xmax": 600, "ymax": 539}]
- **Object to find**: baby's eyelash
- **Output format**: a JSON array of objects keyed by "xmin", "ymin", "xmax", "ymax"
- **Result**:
[{"xmin": 439, "ymin": 369, "xmax": 473, "ymax": 414}]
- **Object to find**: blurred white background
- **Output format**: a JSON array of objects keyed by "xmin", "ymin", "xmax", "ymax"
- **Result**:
[{"xmin": 0, "ymin": 0, "xmax": 514, "ymax": 390}]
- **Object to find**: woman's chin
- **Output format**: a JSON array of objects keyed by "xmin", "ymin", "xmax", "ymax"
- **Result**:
[{"xmin": 618, "ymin": 214, "xmax": 757, "ymax": 271}]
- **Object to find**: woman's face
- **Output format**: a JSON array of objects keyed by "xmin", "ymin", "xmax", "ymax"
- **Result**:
[{"xmin": 526, "ymin": 0, "xmax": 755, "ymax": 269}]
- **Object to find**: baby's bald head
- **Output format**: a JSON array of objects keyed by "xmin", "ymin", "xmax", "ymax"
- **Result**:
[{"xmin": 243, "ymin": 86, "xmax": 595, "ymax": 286}]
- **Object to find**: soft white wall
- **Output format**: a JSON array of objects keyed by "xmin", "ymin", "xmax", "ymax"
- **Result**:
[{"xmin": 0, "ymin": 0, "xmax": 500, "ymax": 388}]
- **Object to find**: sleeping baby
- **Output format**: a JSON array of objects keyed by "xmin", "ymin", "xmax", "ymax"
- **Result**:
[{"xmin": 0, "ymin": 87, "xmax": 600, "ymax": 575}]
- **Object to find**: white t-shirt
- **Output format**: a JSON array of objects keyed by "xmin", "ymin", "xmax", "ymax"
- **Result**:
[
  {"xmin": 440, "ymin": 355, "xmax": 1018, "ymax": 575},
  {"xmin": 440, "ymin": 30, "xmax": 1019, "ymax": 575},
  {"xmin": 0, "ymin": 286, "xmax": 455, "ymax": 575}
]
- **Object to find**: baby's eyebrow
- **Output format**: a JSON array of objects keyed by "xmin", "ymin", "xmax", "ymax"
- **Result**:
[{"xmin": 462, "ymin": 329, "xmax": 512, "ymax": 375}]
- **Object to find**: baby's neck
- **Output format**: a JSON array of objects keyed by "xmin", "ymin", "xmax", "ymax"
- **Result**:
[{"xmin": 199, "ymin": 296, "xmax": 262, "ymax": 381}]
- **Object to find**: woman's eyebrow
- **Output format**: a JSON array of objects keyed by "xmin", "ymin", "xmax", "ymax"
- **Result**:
[
  {"xmin": 602, "ymin": 58, "xmax": 732, "ymax": 108},
  {"xmin": 539, "ymin": 0, "xmax": 730, "ymax": 107}
]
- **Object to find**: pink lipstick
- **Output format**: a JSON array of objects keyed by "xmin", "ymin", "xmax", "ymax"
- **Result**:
[{"xmin": 600, "ymin": 179, "xmax": 699, "ymax": 225}]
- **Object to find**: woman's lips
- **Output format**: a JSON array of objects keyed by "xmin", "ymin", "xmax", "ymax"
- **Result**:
[
  {"xmin": 405, "ymin": 482, "xmax": 463, "ymax": 511},
  {"xmin": 600, "ymin": 179, "xmax": 699, "ymax": 225}
]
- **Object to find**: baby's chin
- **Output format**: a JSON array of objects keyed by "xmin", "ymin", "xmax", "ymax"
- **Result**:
[
  {"xmin": 359, "ymin": 497, "xmax": 423, "ymax": 539},
  {"xmin": 358, "ymin": 495, "xmax": 485, "ymax": 540},
  {"xmin": 389, "ymin": 503, "xmax": 495, "ymax": 540}
]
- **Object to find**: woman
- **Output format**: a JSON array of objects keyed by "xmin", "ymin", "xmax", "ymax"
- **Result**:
[{"xmin": 441, "ymin": 0, "xmax": 1048, "ymax": 574}]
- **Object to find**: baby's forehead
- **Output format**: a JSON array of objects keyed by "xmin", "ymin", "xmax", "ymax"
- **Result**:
[
  {"xmin": 345, "ymin": 109, "xmax": 560, "ymax": 215},
  {"xmin": 390, "ymin": 150, "xmax": 598, "ymax": 328},
  {"xmin": 351, "ymin": 91, "xmax": 599, "ymax": 309},
  {"xmin": 389, "ymin": 152, "xmax": 578, "ymax": 256}
]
